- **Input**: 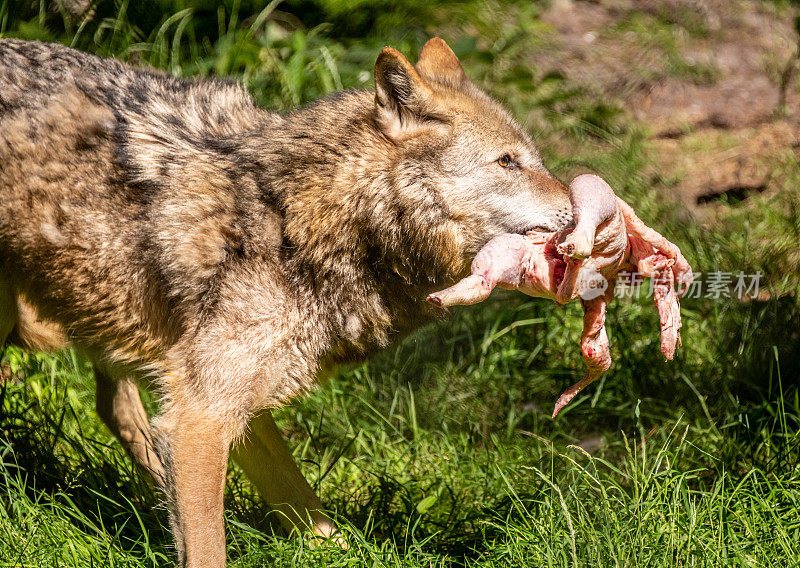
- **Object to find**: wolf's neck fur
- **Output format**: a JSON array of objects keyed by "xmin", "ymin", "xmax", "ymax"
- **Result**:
[
  {"xmin": 243, "ymin": 90, "xmax": 463, "ymax": 361},
  {"xmin": 116, "ymin": 79, "xmax": 462, "ymax": 363}
]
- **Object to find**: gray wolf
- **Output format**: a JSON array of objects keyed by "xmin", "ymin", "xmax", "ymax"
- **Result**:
[{"xmin": 0, "ymin": 37, "xmax": 572, "ymax": 567}]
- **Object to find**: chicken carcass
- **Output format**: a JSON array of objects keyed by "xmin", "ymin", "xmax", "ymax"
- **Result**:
[{"xmin": 427, "ymin": 174, "xmax": 693, "ymax": 417}]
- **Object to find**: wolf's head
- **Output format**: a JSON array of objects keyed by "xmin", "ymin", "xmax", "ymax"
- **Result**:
[
  {"xmin": 372, "ymin": 38, "xmax": 572, "ymax": 261},
  {"xmin": 277, "ymin": 37, "xmax": 575, "ymax": 343}
]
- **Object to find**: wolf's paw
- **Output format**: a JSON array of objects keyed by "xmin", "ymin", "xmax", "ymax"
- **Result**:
[{"xmin": 309, "ymin": 521, "xmax": 349, "ymax": 550}]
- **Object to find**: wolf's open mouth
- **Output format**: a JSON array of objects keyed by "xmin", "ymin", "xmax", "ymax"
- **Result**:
[{"xmin": 519, "ymin": 224, "xmax": 552, "ymax": 234}]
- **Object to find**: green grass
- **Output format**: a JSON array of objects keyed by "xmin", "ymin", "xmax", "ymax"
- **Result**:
[{"xmin": 2, "ymin": 1, "xmax": 800, "ymax": 566}]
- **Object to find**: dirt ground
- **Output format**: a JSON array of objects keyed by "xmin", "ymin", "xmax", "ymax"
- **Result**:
[{"xmin": 539, "ymin": 0, "xmax": 799, "ymax": 210}]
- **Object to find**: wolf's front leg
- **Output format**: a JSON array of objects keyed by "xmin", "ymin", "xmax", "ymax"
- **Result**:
[
  {"xmin": 231, "ymin": 410, "xmax": 341, "ymax": 544},
  {"xmin": 152, "ymin": 404, "xmax": 236, "ymax": 568}
]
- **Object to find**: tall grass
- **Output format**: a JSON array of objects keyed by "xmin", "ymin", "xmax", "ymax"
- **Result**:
[{"xmin": 2, "ymin": 344, "xmax": 798, "ymax": 566}]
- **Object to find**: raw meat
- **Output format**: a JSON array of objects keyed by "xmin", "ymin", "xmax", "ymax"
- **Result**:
[{"xmin": 427, "ymin": 174, "xmax": 693, "ymax": 417}]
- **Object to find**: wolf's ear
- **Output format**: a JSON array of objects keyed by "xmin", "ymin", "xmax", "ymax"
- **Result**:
[
  {"xmin": 416, "ymin": 38, "xmax": 468, "ymax": 88},
  {"xmin": 374, "ymin": 46, "xmax": 434, "ymax": 138}
]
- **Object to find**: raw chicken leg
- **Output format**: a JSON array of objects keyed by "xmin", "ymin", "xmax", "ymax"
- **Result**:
[
  {"xmin": 428, "ymin": 174, "xmax": 693, "ymax": 417},
  {"xmin": 551, "ymin": 292, "xmax": 613, "ymax": 418}
]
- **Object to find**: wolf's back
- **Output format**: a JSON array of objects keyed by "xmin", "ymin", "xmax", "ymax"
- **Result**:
[
  {"xmin": 0, "ymin": 39, "xmax": 267, "ymax": 138},
  {"xmin": 0, "ymin": 39, "xmax": 121, "ymax": 117},
  {"xmin": 0, "ymin": 38, "xmax": 276, "ymax": 200}
]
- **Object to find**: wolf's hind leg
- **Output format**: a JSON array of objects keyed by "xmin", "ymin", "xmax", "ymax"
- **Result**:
[
  {"xmin": 95, "ymin": 371, "xmax": 166, "ymax": 485},
  {"xmin": 10, "ymin": 298, "xmax": 66, "ymax": 352},
  {"xmin": 231, "ymin": 411, "xmax": 342, "ymax": 545}
]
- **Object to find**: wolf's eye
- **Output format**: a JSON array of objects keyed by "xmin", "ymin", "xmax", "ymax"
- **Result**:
[{"xmin": 497, "ymin": 154, "xmax": 512, "ymax": 168}]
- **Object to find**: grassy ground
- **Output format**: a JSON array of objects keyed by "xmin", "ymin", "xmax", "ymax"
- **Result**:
[{"xmin": 1, "ymin": 1, "xmax": 800, "ymax": 566}]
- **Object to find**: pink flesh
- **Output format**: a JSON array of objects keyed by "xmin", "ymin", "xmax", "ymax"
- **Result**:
[
  {"xmin": 552, "ymin": 292, "xmax": 612, "ymax": 418},
  {"xmin": 617, "ymin": 198, "xmax": 694, "ymax": 294},
  {"xmin": 653, "ymin": 264, "xmax": 682, "ymax": 359},
  {"xmin": 555, "ymin": 175, "xmax": 628, "ymax": 305},
  {"xmin": 428, "ymin": 174, "xmax": 692, "ymax": 417},
  {"xmin": 426, "ymin": 233, "xmax": 534, "ymax": 307},
  {"xmin": 557, "ymin": 174, "xmax": 620, "ymax": 261}
]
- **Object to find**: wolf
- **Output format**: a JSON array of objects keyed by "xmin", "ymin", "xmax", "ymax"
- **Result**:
[{"xmin": 0, "ymin": 37, "xmax": 572, "ymax": 566}]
